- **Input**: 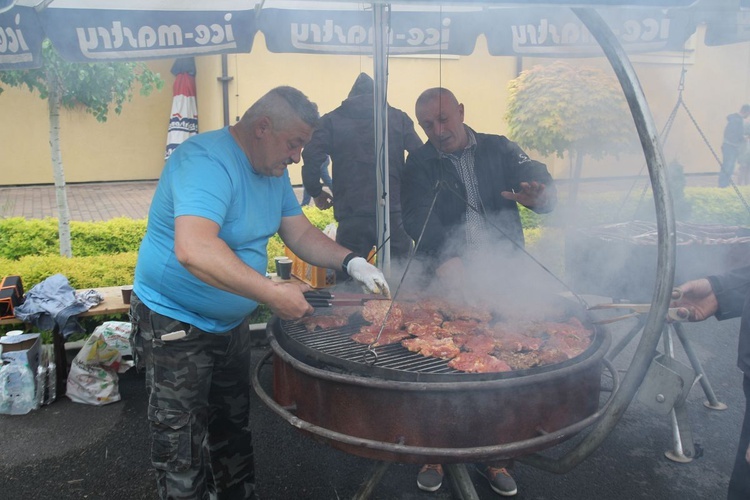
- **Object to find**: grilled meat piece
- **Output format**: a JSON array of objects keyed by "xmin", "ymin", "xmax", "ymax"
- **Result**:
[
  {"xmin": 296, "ymin": 315, "xmax": 349, "ymax": 332},
  {"xmin": 401, "ymin": 334, "xmax": 461, "ymax": 360},
  {"xmin": 401, "ymin": 302, "xmax": 444, "ymax": 328},
  {"xmin": 362, "ymin": 299, "xmax": 404, "ymax": 330},
  {"xmin": 406, "ymin": 323, "xmax": 452, "ymax": 338},
  {"xmin": 442, "ymin": 319, "xmax": 482, "ymax": 336},
  {"xmin": 351, "ymin": 324, "xmax": 411, "ymax": 346},
  {"xmin": 458, "ymin": 334, "xmax": 497, "ymax": 354},
  {"xmin": 448, "ymin": 352, "xmax": 511, "ymax": 373}
]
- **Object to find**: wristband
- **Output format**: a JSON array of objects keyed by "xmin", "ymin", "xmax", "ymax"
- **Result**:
[{"xmin": 341, "ymin": 252, "xmax": 358, "ymax": 275}]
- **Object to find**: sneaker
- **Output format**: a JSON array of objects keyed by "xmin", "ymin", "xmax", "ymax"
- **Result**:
[
  {"xmin": 481, "ymin": 466, "xmax": 518, "ymax": 496},
  {"xmin": 417, "ymin": 464, "xmax": 444, "ymax": 492}
]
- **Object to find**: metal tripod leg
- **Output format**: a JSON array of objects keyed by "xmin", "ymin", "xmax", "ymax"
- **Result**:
[
  {"xmin": 662, "ymin": 325, "xmax": 696, "ymax": 463},
  {"xmin": 672, "ymin": 322, "xmax": 727, "ymax": 411},
  {"xmin": 445, "ymin": 464, "xmax": 481, "ymax": 500},
  {"xmin": 352, "ymin": 461, "xmax": 391, "ymax": 500}
]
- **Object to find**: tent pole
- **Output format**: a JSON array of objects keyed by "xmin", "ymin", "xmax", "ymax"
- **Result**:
[{"xmin": 373, "ymin": 2, "xmax": 391, "ymax": 278}]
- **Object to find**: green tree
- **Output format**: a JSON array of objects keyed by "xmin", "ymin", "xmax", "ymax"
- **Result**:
[
  {"xmin": 505, "ymin": 61, "xmax": 637, "ymax": 208},
  {"xmin": 0, "ymin": 40, "xmax": 163, "ymax": 257}
]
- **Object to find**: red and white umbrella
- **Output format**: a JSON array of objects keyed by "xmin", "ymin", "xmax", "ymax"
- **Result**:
[{"xmin": 165, "ymin": 57, "xmax": 198, "ymax": 160}]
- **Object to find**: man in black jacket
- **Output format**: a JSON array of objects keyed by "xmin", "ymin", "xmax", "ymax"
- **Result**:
[
  {"xmin": 401, "ymin": 87, "xmax": 556, "ymax": 496},
  {"xmin": 673, "ymin": 268, "xmax": 750, "ymax": 500},
  {"xmin": 718, "ymin": 104, "xmax": 750, "ymax": 188},
  {"xmin": 301, "ymin": 73, "xmax": 423, "ymax": 271},
  {"xmin": 402, "ymin": 87, "xmax": 556, "ymax": 289}
]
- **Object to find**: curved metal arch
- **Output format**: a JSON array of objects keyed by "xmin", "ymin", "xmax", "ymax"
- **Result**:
[{"xmin": 519, "ymin": 7, "xmax": 676, "ymax": 473}]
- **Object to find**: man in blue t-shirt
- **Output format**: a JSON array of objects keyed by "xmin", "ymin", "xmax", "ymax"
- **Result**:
[{"xmin": 130, "ymin": 86, "xmax": 389, "ymax": 500}]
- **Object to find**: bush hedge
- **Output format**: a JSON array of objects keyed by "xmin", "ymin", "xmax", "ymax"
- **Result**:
[{"xmin": 1, "ymin": 187, "xmax": 747, "ymax": 292}]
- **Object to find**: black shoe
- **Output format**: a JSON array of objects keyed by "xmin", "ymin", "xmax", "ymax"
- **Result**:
[
  {"xmin": 417, "ymin": 464, "xmax": 444, "ymax": 492},
  {"xmin": 480, "ymin": 466, "xmax": 517, "ymax": 496}
]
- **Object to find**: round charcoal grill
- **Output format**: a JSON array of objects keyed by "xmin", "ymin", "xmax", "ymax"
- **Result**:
[{"xmin": 252, "ymin": 296, "xmax": 616, "ymax": 465}]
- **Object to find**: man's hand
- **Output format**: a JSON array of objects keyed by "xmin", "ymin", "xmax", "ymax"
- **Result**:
[
  {"xmin": 671, "ymin": 279, "xmax": 719, "ymax": 321},
  {"xmin": 313, "ymin": 191, "xmax": 333, "ymax": 210},
  {"xmin": 265, "ymin": 281, "xmax": 314, "ymax": 320},
  {"xmin": 346, "ymin": 257, "xmax": 391, "ymax": 297},
  {"xmin": 501, "ymin": 181, "xmax": 550, "ymax": 209}
]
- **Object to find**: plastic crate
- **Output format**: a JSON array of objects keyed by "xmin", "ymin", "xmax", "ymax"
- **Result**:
[{"xmin": 284, "ymin": 248, "xmax": 336, "ymax": 288}]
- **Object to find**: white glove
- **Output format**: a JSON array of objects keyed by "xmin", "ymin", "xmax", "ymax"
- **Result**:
[{"xmin": 346, "ymin": 257, "xmax": 391, "ymax": 297}]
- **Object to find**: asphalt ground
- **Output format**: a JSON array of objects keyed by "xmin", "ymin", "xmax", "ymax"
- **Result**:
[{"xmin": 0, "ymin": 304, "xmax": 744, "ymax": 500}]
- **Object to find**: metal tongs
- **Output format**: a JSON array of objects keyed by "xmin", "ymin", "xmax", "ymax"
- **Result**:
[
  {"xmin": 588, "ymin": 289, "xmax": 690, "ymax": 325},
  {"xmin": 303, "ymin": 290, "xmax": 389, "ymax": 308}
]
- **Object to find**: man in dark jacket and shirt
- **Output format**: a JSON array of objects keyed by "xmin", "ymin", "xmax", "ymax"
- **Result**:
[
  {"xmin": 401, "ymin": 87, "xmax": 556, "ymax": 496},
  {"xmin": 673, "ymin": 268, "xmax": 750, "ymax": 499},
  {"xmin": 301, "ymin": 73, "xmax": 423, "ymax": 268},
  {"xmin": 718, "ymin": 104, "xmax": 750, "ymax": 188}
]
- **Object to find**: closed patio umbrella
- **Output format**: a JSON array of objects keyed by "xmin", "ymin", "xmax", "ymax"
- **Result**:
[{"xmin": 165, "ymin": 57, "xmax": 197, "ymax": 160}]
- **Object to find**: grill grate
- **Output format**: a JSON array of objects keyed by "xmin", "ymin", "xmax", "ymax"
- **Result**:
[{"xmin": 281, "ymin": 319, "xmax": 461, "ymax": 374}]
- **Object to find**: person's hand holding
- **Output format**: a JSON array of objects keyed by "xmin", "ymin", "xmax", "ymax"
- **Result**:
[
  {"xmin": 501, "ymin": 181, "xmax": 550, "ymax": 209},
  {"xmin": 313, "ymin": 191, "xmax": 333, "ymax": 210},
  {"xmin": 346, "ymin": 257, "xmax": 391, "ymax": 298},
  {"xmin": 671, "ymin": 279, "xmax": 719, "ymax": 322},
  {"xmin": 266, "ymin": 281, "xmax": 313, "ymax": 320}
]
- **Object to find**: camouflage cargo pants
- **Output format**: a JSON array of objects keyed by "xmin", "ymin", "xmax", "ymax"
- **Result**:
[{"xmin": 130, "ymin": 292, "xmax": 256, "ymax": 500}]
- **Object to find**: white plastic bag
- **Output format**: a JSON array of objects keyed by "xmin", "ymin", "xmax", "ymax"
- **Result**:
[
  {"xmin": 66, "ymin": 321, "xmax": 133, "ymax": 406},
  {"xmin": 323, "ymin": 223, "xmax": 337, "ymax": 240}
]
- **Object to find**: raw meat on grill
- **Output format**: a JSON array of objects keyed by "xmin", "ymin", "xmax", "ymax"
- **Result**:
[
  {"xmin": 401, "ymin": 334, "xmax": 461, "ymax": 360},
  {"xmin": 351, "ymin": 324, "xmax": 411, "ymax": 346},
  {"xmin": 448, "ymin": 352, "xmax": 511, "ymax": 373},
  {"xmin": 362, "ymin": 299, "xmax": 404, "ymax": 330}
]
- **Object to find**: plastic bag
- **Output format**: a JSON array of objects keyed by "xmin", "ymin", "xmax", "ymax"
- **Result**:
[
  {"xmin": 323, "ymin": 223, "xmax": 337, "ymax": 240},
  {"xmin": 66, "ymin": 321, "xmax": 133, "ymax": 406},
  {"xmin": 0, "ymin": 361, "xmax": 36, "ymax": 415}
]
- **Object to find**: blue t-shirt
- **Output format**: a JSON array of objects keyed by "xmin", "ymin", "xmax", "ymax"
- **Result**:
[{"xmin": 133, "ymin": 127, "xmax": 302, "ymax": 332}]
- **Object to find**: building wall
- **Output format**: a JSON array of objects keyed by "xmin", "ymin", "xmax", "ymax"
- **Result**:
[
  {"xmin": 1, "ymin": 25, "xmax": 748, "ymax": 186},
  {"xmin": 0, "ymin": 59, "xmax": 174, "ymax": 186}
]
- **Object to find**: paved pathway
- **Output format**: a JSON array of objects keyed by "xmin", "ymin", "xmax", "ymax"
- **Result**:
[
  {"xmin": 0, "ymin": 181, "xmax": 313, "ymax": 221},
  {"xmin": 0, "ymin": 181, "xmax": 157, "ymax": 221}
]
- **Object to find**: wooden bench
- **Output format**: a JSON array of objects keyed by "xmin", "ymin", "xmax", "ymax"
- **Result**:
[{"xmin": 0, "ymin": 286, "xmax": 131, "ymax": 396}]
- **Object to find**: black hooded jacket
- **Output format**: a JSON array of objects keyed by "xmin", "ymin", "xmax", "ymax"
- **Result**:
[
  {"xmin": 301, "ymin": 73, "xmax": 423, "ymax": 220},
  {"xmin": 724, "ymin": 112, "xmax": 746, "ymax": 148}
]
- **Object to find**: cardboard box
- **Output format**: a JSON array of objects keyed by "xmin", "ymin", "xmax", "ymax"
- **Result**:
[
  {"xmin": 0, "ymin": 333, "xmax": 41, "ymax": 377},
  {"xmin": 284, "ymin": 247, "xmax": 336, "ymax": 288},
  {"xmin": 0, "ymin": 275, "xmax": 24, "ymax": 320}
]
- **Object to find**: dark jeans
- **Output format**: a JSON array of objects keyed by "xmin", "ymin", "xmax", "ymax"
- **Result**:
[
  {"xmin": 728, "ymin": 373, "xmax": 750, "ymax": 500},
  {"xmin": 719, "ymin": 143, "xmax": 740, "ymax": 188},
  {"xmin": 130, "ymin": 293, "xmax": 256, "ymax": 500}
]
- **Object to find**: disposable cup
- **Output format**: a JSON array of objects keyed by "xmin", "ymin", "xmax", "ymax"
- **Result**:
[
  {"xmin": 121, "ymin": 285, "xmax": 133, "ymax": 304},
  {"xmin": 277, "ymin": 259, "xmax": 293, "ymax": 280}
]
